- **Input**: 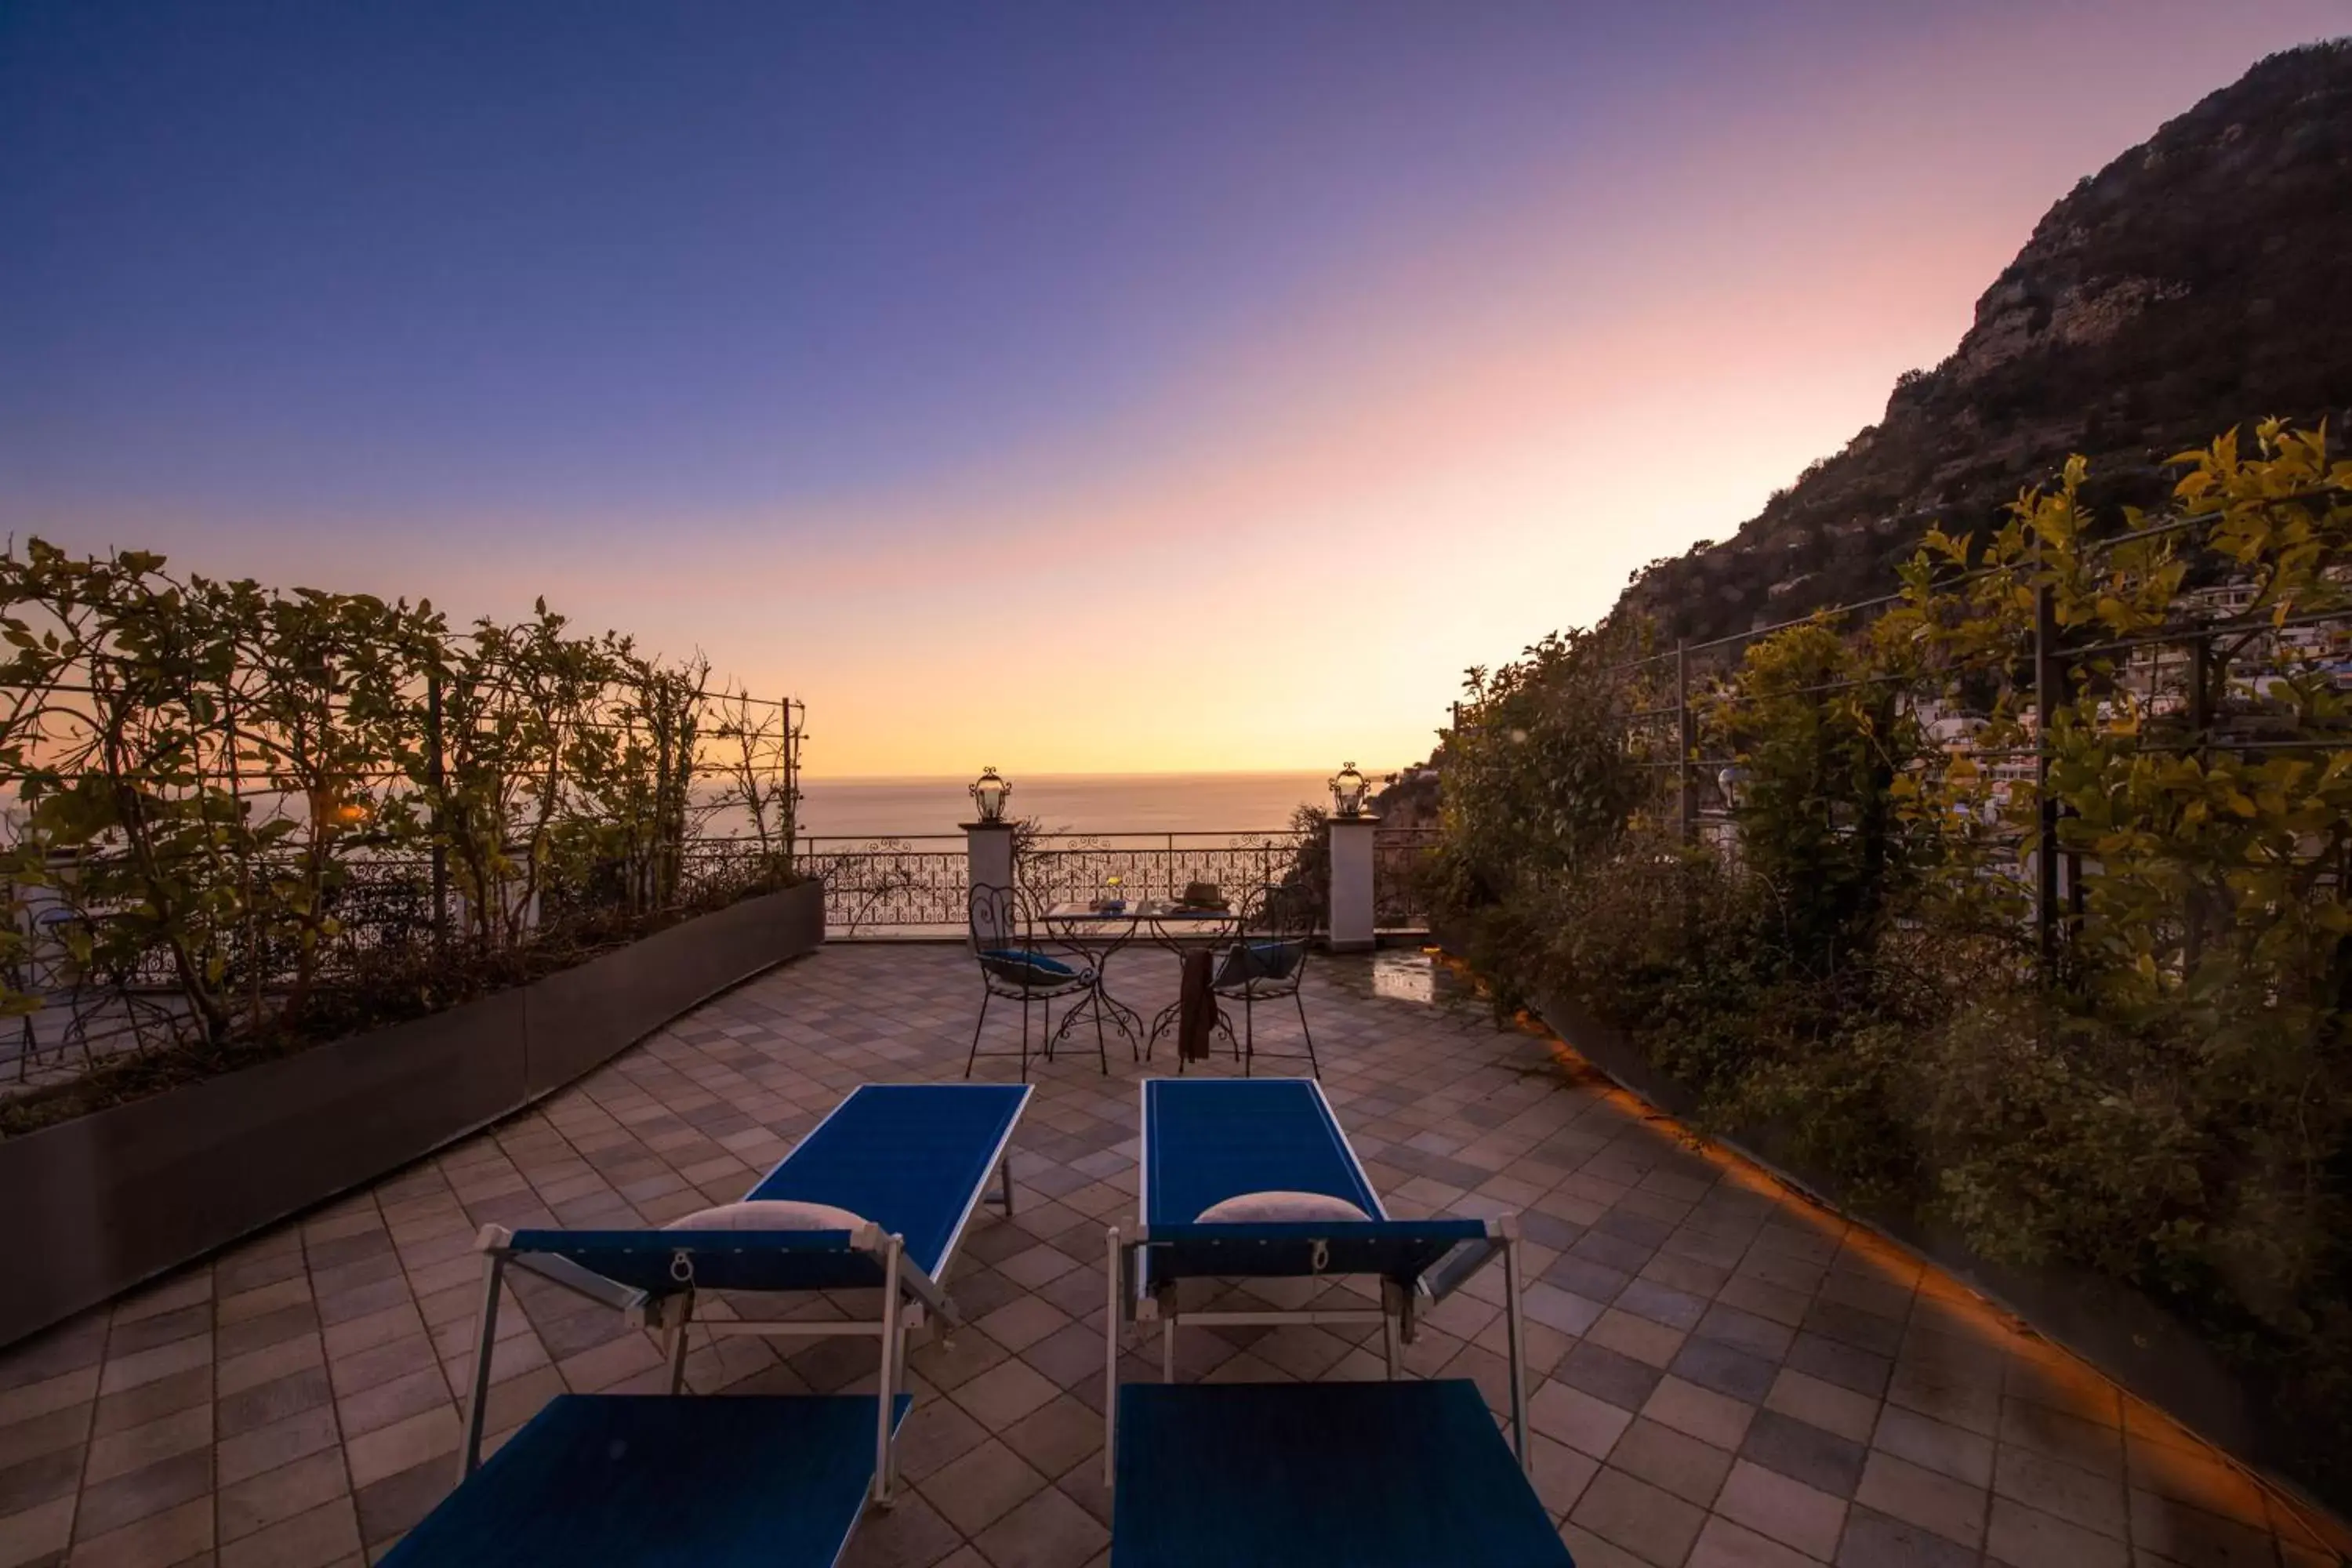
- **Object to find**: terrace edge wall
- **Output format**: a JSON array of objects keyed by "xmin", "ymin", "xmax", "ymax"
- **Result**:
[{"xmin": 0, "ymin": 878, "xmax": 824, "ymax": 1349}]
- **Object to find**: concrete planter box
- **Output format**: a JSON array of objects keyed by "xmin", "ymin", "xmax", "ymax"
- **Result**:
[
  {"xmin": 0, "ymin": 880, "xmax": 823, "ymax": 1348},
  {"xmin": 1515, "ymin": 978, "xmax": 2344, "ymax": 1523}
]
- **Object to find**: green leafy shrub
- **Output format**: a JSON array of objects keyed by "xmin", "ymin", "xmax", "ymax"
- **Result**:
[
  {"xmin": 1433, "ymin": 419, "xmax": 2352, "ymax": 1486},
  {"xmin": 0, "ymin": 541, "xmax": 800, "ymax": 1132}
]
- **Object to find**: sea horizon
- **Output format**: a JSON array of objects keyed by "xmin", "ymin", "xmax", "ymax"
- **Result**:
[{"xmin": 793, "ymin": 768, "xmax": 1398, "ymax": 841}]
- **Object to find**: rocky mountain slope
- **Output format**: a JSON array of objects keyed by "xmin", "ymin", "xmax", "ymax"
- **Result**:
[{"xmin": 1621, "ymin": 40, "xmax": 2352, "ymax": 646}]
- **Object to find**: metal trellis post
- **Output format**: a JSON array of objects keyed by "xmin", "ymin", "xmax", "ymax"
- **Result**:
[
  {"xmin": 426, "ymin": 671, "xmax": 448, "ymax": 951},
  {"xmin": 2032, "ymin": 580, "xmax": 2062, "ymax": 978},
  {"xmin": 2184, "ymin": 629, "xmax": 2212, "ymax": 969},
  {"xmin": 1675, "ymin": 641, "xmax": 1696, "ymax": 844}
]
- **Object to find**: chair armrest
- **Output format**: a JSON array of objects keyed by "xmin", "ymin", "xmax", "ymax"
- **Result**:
[
  {"xmin": 506, "ymin": 1247, "xmax": 652, "ymax": 1316},
  {"xmin": 1420, "ymin": 1235, "xmax": 1504, "ymax": 1303}
]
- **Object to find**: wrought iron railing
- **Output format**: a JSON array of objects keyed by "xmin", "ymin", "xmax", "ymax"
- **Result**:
[
  {"xmin": 794, "ymin": 837, "xmax": 970, "ymax": 936},
  {"xmin": 10, "ymin": 822, "xmax": 1425, "ymax": 1087},
  {"xmin": 795, "ymin": 827, "xmax": 1444, "ymax": 938},
  {"xmin": 1020, "ymin": 832, "xmax": 1308, "ymax": 910},
  {"xmin": 1373, "ymin": 826, "xmax": 1439, "ymax": 931},
  {"xmin": 797, "ymin": 830, "xmax": 1318, "ymax": 938}
]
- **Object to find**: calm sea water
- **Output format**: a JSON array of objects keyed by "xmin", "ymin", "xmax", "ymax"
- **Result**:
[{"xmin": 794, "ymin": 771, "xmax": 1374, "ymax": 842}]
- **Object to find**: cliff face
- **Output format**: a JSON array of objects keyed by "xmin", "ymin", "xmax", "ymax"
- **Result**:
[
  {"xmin": 1622, "ymin": 41, "xmax": 2352, "ymax": 645},
  {"xmin": 1370, "ymin": 764, "xmax": 1441, "ymax": 831}
]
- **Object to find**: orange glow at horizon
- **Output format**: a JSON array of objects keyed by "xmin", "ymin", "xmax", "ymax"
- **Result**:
[{"xmin": 14, "ymin": 6, "xmax": 2344, "ymax": 779}]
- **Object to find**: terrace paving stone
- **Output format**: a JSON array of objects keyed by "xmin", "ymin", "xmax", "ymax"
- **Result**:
[
  {"xmin": 1714, "ymin": 1458, "xmax": 1848, "ymax": 1560},
  {"xmin": 1610, "ymin": 1417, "xmax": 1735, "ymax": 1508},
  {"xmin": 1741, "ymin": 1408, "xmax": 1869, "ymax": 1501},
  {"xmin": 0, "ymin": 942, "xmax": 2343, "ymax": 1567},
  {"xmin": 1557, "ymin": 1338, "xmax": 1669, "ymax": 1413},
  {"xmin": 1855, "ymin": 1449, "xmax": 1989, "ymax": 1552},
  {"xmin": 1835, "ymin": 1503, "xmax": 1981, "ymax": 1568},
  {"xmin": 1573, "ymin": 1465, "xmax": 1710, "ymax": 1566},
  {"xmin": 1688, "ymin": 1514, "xmax": 1822, "ymax": 1567},
  {"xmin": 1985, "ymin": 1494, "xmax": 2130, "ymax": 1568},
  {"xmin": 1766, "ymin": 1368, "xmax": 1879, "ymax": 1447}
]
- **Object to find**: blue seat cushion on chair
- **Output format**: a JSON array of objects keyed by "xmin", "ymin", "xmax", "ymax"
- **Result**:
[
  {"xmin": 1143, "ymin": 1079, "xmax": 1381, "ymax": 1227},
  {"xmin": 978, "ymin": 948, "xmax": 1084, "ymax": 988},
  {"xmin": 746, "ymin": 1083, "xmax": 1030, "ymax": 1276},
  {"xmin": 1210, "ymin": 938, "xmax": 1305, "ymax": 989},
  {"xmin": 1111, "ymin": 1380, "xmax": 1573, "ymax": 1567},
  {"xmin": 379, "ymin": 1393, "xmax": 912, "ymax": 1568}
]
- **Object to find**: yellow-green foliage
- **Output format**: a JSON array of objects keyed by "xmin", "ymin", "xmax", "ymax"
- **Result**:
[
  {"xmin": 0, "ymin": 540, "xmax": 792, "ymax": 1083},
  {"xmin": 1436, "ymin": 421, "xmax": 2352, "ymax": 1462}
]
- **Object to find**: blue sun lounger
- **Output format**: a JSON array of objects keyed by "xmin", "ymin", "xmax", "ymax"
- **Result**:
[
  {"xmin": 1101, "ymin": 1079, "xmax": 1562, "ymax": 1563},
  {"xmin": 1115, "ymin": 1077, "xmax": 1518, "ymax": 1390},
  {"xmin": 448, "ymin": 1083, "xmax": 1029, "ymax": 1515}
]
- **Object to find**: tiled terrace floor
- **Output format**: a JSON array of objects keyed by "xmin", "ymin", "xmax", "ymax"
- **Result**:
[{"xmin": 1, "ymin": 944, "xmax": 2345, "ymax": 1568}]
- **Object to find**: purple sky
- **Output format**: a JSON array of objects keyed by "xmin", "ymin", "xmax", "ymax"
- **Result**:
[{"xmin": 4, "ymin": 2, "xmax": 2343, "ymax": 774}]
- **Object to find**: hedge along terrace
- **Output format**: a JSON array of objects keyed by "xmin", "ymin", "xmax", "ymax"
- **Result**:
[
  {"xmin": 0, "ymin": 539, "xmax": 804, "ymax": 1131},
  {"xmin": 1432, "ymin": 422, "xmax": 2352, "ymax": 1499}
]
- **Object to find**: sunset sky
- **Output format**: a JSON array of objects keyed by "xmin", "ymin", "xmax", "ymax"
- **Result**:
[{"xmin": 3, "ymin": 2, "xmax": 2343, "ymax": 777}]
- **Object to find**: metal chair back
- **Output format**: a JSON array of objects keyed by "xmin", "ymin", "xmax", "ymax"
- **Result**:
[
  {"xmin": 1214, "ymin": 881, "xmax": 1312, "ymax": 996},
  {"xmin": 968, "ymin": 882, "xmax": 1019, "ymax": 956}
]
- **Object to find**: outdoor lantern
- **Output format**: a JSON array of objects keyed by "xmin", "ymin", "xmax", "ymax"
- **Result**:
[
  {"xmin": 970, "ymin": 766, "xmax": 1012, "ymax": 824},
  {"xmin": 1329, "ymin": 761, "xmax": 1369, "ymax": 818}
]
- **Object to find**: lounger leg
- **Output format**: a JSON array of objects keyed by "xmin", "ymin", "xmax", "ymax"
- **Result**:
[
  {"xmin": 875, "ymin": 1235, "xmax": 903, "ymax": 1507},
  {"xmin": 1160, "ymin": 1317, "xmax": 1175, "ymax": 1384},
  {"xmin": 664, "ymin": 1291, "xmax": 693, "ymax": 1396},
  {"xmin": 1103, "ymin": 1227, "xmax": 1120, "ymax": 1490},
  {"xmin": 1000, "ymin": 1155, "xmax": 1016, "ymax": 1216},
  {"xmin": 890, "ymin": 1313, "xmax": 910, "ymax": 1493},
  {"xmin": 456, "ymin": 1249, "xmax": 506, "ymax": 1483},
  {"xmin": 1243, "ymin": 1001, "xmax": 1254, "ymax": 1077},
  {"xmin": 1503, "ymin": 1229, "xmax": 1530, "ymax": 1472}
]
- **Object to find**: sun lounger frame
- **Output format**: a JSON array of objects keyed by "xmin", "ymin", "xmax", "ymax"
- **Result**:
[
  {"xmin": 453, "ymin": 1082, "xmax": 1029, "ymax": 1505},
  {"xmin": 1104, "ymin": 1076, "xmax": 1532, "ymax": 1486}
]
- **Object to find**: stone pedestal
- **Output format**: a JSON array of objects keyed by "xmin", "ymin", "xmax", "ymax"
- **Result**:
[
  {"xmin": 1327, "ymin": 815, "xmax": 1378, "ymax": 953},
  {"xmin": 964, "ymin": 822, "xmax": 1016, "ymax": 946}
]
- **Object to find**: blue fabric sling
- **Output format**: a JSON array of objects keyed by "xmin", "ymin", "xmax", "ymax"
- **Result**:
[
  {"xmin": 1143, "ymin": 1077, "xmax": 1381, "ymax": 1224},
  {"xmin": 381, "ymin": 1393, "xmax": 913, "ymax": 1568},
  {"xmin": 511, "ymin": 1083, "xmax": 1028, "ymax": 1294},
  {"xmin": 745, "ymin": 1082, "xmax": 1027, "ymax": 1276},
  {"xmin": 1112, "ymin": 1380, "xmax": 1573, "ymax": 1567},
  {"xmin": 1139, "ymin": 1078, "xmax": 1489, "ymax": 1290}
]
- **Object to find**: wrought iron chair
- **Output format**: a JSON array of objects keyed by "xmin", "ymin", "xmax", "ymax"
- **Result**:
[
  {"xmin": 965, "ymin": 884, "xmax": 1102, "ymax": 1081},
  {"xmin": 1208, "ymin": 881, "xmax": 1318, "ymax": 1076}
]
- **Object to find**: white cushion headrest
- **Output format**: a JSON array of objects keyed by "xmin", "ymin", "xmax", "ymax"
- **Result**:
[
  {"xmin": 665, "ymin": 1199, "xmax": 873, "ymax": 1236},
  {"xmin": 1193, "ymin": 1189, "xmax": 1371, "ymax": 1225}
]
